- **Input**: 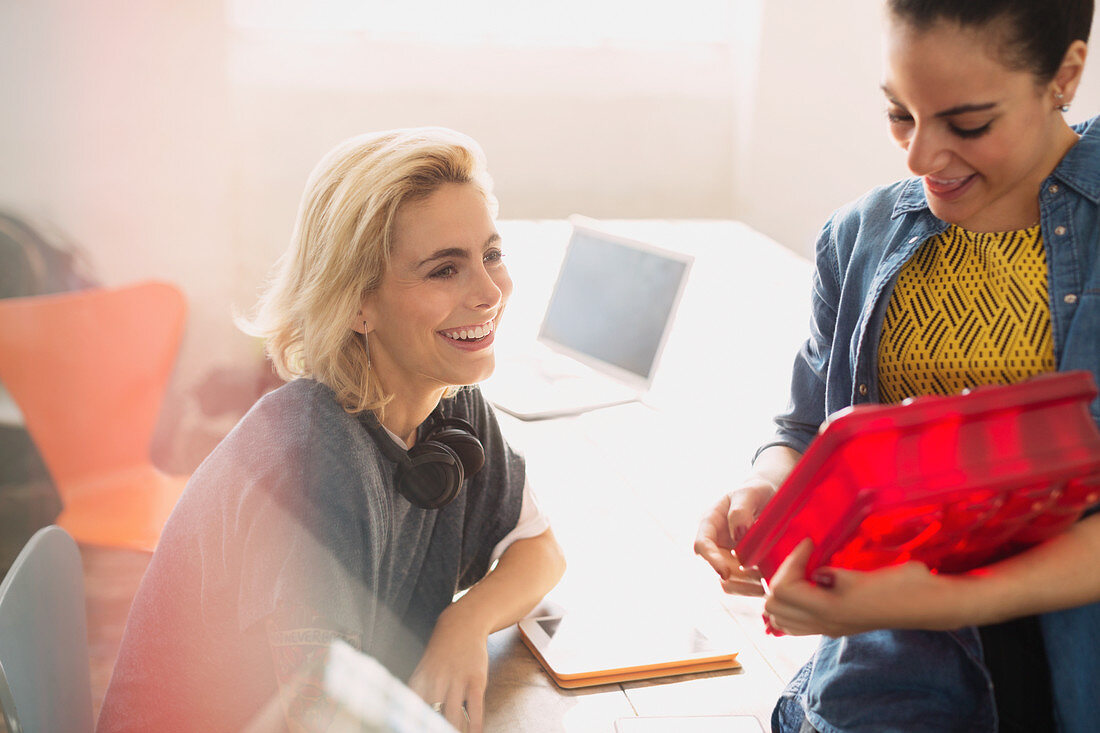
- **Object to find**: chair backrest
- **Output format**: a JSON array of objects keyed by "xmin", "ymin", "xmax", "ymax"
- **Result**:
[
  {"xmin": 0, "ymin": 526, "xmax": 93, "ymax": 733},
  {"xmin": 0, "ymin": 281, "xmax": 186, "ymax": 489}
]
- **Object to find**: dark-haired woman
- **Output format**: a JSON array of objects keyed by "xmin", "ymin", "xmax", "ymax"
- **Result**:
[{"xmin": 696, "ymin": 2, "xmax": 1100, "ymax": 731}]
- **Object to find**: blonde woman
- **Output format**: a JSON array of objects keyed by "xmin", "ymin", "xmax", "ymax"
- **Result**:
[{"xmin": 99, "ymin": 128, "xmax": 565, "ymax": 733}]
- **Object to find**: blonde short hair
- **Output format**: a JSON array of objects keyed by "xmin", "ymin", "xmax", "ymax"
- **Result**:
[{"xmin": 242, "ymin": 127, "xmax": 497, "ymax": 414}]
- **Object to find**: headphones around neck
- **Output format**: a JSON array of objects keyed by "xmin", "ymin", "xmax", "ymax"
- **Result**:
[{"xmin": 364, "ymin": 407, "xmax": 485, "ymax": 509}]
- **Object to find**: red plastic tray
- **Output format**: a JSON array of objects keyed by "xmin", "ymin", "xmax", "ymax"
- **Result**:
[{"xmin": 737, "ymin": 371, "xmax": 1100, "ymax": 581}]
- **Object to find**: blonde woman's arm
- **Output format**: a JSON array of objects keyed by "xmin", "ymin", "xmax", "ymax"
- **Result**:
[{"xmin": 407, "ymin": 528, "xmax": 565, "ymax": 732}]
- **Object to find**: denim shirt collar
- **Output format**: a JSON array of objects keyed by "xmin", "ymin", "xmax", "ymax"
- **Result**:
[
  {"xmin": 1053, "ymin": 116, "xmax": 1100, "ymax": 203},
  {"xmin": 891, "ymin": 178, "xmax": 931, "ymax": 219},
  {"xmin": 889, "ymin": 115, "xmax": 1100, "ymax": 218}
]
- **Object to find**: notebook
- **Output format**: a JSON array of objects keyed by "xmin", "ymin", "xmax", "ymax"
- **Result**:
[
  {"xmin": 483, "ymin": 217, "xmax": 693, "ymax": 420},
  {"xmin": 518, "ymin": 612, "xmax": 740, "ymax": 689}
]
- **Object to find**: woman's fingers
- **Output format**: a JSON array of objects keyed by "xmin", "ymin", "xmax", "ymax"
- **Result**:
[
  {"xmin": 695, "ymin": 538, "xmax": 763, "ymax": 595},
  {"xmin": 463, "ymin": 687, "xmax": 485, "ymax": 733},
  {"xmin": 413, "ymin": 673, "xmax": 484, "ymax": 732},
  {"xmin": 409, "ymin": 673, "xmax": 452, "ymax": 724},
  {"xmin": 724, "ymin": 481, "xmax": 775, "ymax": 537},
  {"xmin": 721, "ymin": 571, "xmax": 766, "ymax": 597},
  {"xmin": 764, "ymin": 610, "xmax": 823, "ymax": 637},
  {"xmin": 694, "ymin": 496, "xmax": 739, "ymax": 579},
  {"xmin": 694, "ymin": 526, "xmax": 764, "ymax": 594},
  {"xmin": 696, "ymin": 483, "xmax": 779, "ymax": 594},
  {"xmin": 406, "ymin": 671, "xmax": 432, "ymax": 704},
  {"xmin": 770, "ymin": 537, "xmax": 814, "ymax": 590},
  {"xmin": 761, "ymin": 539, "xmax": 830, "ymax": 633},
  {"xmin": 693, "ymin": 536, "xmax": 739, "ymax": 580},
  {"xmin": 443, "ymin": 684, "xmax": 467, "ymax": 731}
]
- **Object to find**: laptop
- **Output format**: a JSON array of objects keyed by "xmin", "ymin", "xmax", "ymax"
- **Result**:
[{"xmin": 482, "ymin": 217, "xmax": 693, "ymax": 420}]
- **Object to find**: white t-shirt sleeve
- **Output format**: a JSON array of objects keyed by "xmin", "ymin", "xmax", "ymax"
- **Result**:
[{"xmin": 489, "ymin": 477, "xmax": 551, "ymax": 564}]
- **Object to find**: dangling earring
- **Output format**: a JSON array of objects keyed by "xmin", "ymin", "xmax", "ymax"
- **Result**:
[
  {"xmin": 1056, "ymin": 92, "xmax": 1071, "ymax": 113},
  {"xmin": 363, "ymin": 323, "xmax": 372, "ymax": 371}
]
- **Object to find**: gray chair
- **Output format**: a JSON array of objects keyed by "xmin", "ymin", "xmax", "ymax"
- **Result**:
[{"xmin": 0, "ymin": 525, "xmax": 93, "ymax": 733}]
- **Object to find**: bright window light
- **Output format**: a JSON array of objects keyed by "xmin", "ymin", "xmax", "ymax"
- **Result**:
[{"xmin": 230, "ymin": 0, "xmax": 734, "ymax": 46}]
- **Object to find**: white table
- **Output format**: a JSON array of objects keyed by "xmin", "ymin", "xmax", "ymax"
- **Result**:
[{"xmin": 481, "ymin": 220, "xmax": 820, "ymax": 732}]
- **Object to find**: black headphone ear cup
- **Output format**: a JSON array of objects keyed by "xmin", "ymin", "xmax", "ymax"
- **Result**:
[
  {"xmin": 396, "ymin": 442, "xmax": 464, "ymax": 509},
  {"xmin": 429, "ymin": 427, "xmax": 485, "ymax": 477}
]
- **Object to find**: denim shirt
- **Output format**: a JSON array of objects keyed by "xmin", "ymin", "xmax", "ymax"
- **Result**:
[{"xmin": 764, "ymin": 116, "xmax": 1100, "ymax": 733}]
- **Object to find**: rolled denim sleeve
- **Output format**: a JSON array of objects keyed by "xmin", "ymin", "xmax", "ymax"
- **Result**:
[{"xmin": 756, "ymin": 215, "xmax": 842, "ymax": 461}]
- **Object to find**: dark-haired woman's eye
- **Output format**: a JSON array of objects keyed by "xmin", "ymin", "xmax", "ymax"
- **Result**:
[
  {"xmin": 484, "ymin": 248, "xmax": 504, "ymax": 265},
  {"xmin": 886, "ymin": 109, "xmax": 913, "ymax": 125},
  {"xmin": 950, "ymin": 121, "xmax": 993, "ymax": 139}
]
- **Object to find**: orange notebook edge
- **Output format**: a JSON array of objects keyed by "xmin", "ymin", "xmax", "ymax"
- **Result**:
[{"xmin": 519, "ymin": 629, "xmax": 740, "ymax": 689}]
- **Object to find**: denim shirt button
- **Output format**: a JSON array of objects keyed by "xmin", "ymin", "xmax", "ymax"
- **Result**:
[
  {"xmin": 1049, "ymin": 184, "xmax": 1060, "ymax": 193},
  {"xmin": 858, "ymin": 383, "xmax": 868, "ymax": 396},
  {"xmin": 1065, "ymin": 293, "xmax": 1078, "ymax": 304},
  {"xmin": 1055, "ymin": 225, "xmax": 1067, "ymax": 235}
]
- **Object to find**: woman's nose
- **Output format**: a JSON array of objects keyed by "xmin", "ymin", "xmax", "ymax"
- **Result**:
[
  {"xmin": 469, "ymin": 262, "xmax": 508, "ymax": 310},
  {"xmin": 905, "ymin": 123, "xmax": 952, "ymax": 176}
]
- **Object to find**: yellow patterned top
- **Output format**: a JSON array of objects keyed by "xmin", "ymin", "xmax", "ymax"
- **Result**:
[{"xmin": 878, "ymin": 224, "xmax": 1054, "ymax": 404}]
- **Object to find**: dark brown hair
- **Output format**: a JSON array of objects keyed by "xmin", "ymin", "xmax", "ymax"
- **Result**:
[{"xmin": 888, "ymin": 0, "xmax": 1094, "ymax": 80}]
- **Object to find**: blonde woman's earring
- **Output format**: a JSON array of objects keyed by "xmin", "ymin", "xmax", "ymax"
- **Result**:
[{"xmin": 363, "ymin": 323, "xmax": 372, "ymax": 370}]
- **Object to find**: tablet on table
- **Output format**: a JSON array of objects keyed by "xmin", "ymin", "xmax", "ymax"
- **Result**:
[{"xmin": 518, "ymin": 612, "xmax": 740, "ymax": 689}]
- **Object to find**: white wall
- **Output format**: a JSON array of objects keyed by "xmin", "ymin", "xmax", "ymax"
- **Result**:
[
  {"xmin": 226, "ymin": 37, "xmax": 739, "ymax": 339},
  {"xmin": 733, "ymin": 1, "xmax": 906, "ymax": 257},
  {"xmin": 0, "ymin": 0, "xmax": 236, "ymax": 389}
]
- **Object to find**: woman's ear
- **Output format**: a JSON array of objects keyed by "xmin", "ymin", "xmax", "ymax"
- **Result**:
[
  {"xmin": 1052, "ymin": 39, "xmax": 1088, "ymax": 106},
  {"xmin": 350, "ymin": 298, "xmax": 375, "ymax": 335}
]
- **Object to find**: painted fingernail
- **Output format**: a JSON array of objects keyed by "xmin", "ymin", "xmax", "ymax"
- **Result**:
[{"xmin": 812, "ymin": 570, "xmax": 835, "ymax": 588}]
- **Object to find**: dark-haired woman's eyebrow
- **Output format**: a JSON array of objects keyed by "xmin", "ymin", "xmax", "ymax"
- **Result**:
[
  {"xmin": 933, "ymin": 101, "xmax": 998, "ymax": 118},
  {"xmin": 880, "ymin": 84, "xmax": 902, "ymax": 105},
  {"xmin": 880, "ymin": 85, "xmax": 998, "ymax": 118}
]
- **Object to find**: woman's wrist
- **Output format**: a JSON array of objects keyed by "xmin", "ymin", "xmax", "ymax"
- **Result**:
[
  {"xmin": 437, "ymin": 530, "xmax": 564, "ymax": 641},
  {"xmin": 740, "ymin": 475, "xmax": 779, "ymax": 499},
  {"xmin": 437, "ymin": 598, "xmax": 495, "ymax": 638},
  {"xmin": 748, "ymin": 445, "xmax": 801, "ymax": 493},
  {"xmin": 927, "ymin": 569, "xmax": 1022, "ymax": 630}
]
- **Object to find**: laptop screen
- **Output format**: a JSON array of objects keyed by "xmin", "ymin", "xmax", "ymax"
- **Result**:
[{"xmin": 538, "ymin": 222, "xmax": 693, "ymax": 384}]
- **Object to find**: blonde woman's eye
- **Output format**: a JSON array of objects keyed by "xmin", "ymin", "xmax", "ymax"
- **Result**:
[{"xmin": 430, "ymin": 265, "xmax": 457, "ymax": 279}]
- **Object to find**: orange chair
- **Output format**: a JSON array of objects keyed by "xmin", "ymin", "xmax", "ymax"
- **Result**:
[{"xmin": 0, "ymin": 281, "xmax": 190, "ymax": 552}]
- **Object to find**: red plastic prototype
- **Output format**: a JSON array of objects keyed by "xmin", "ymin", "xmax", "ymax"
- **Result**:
[{"xmin": 736, "ymin": 371, "xmax": 1100, "ymax": 582}]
